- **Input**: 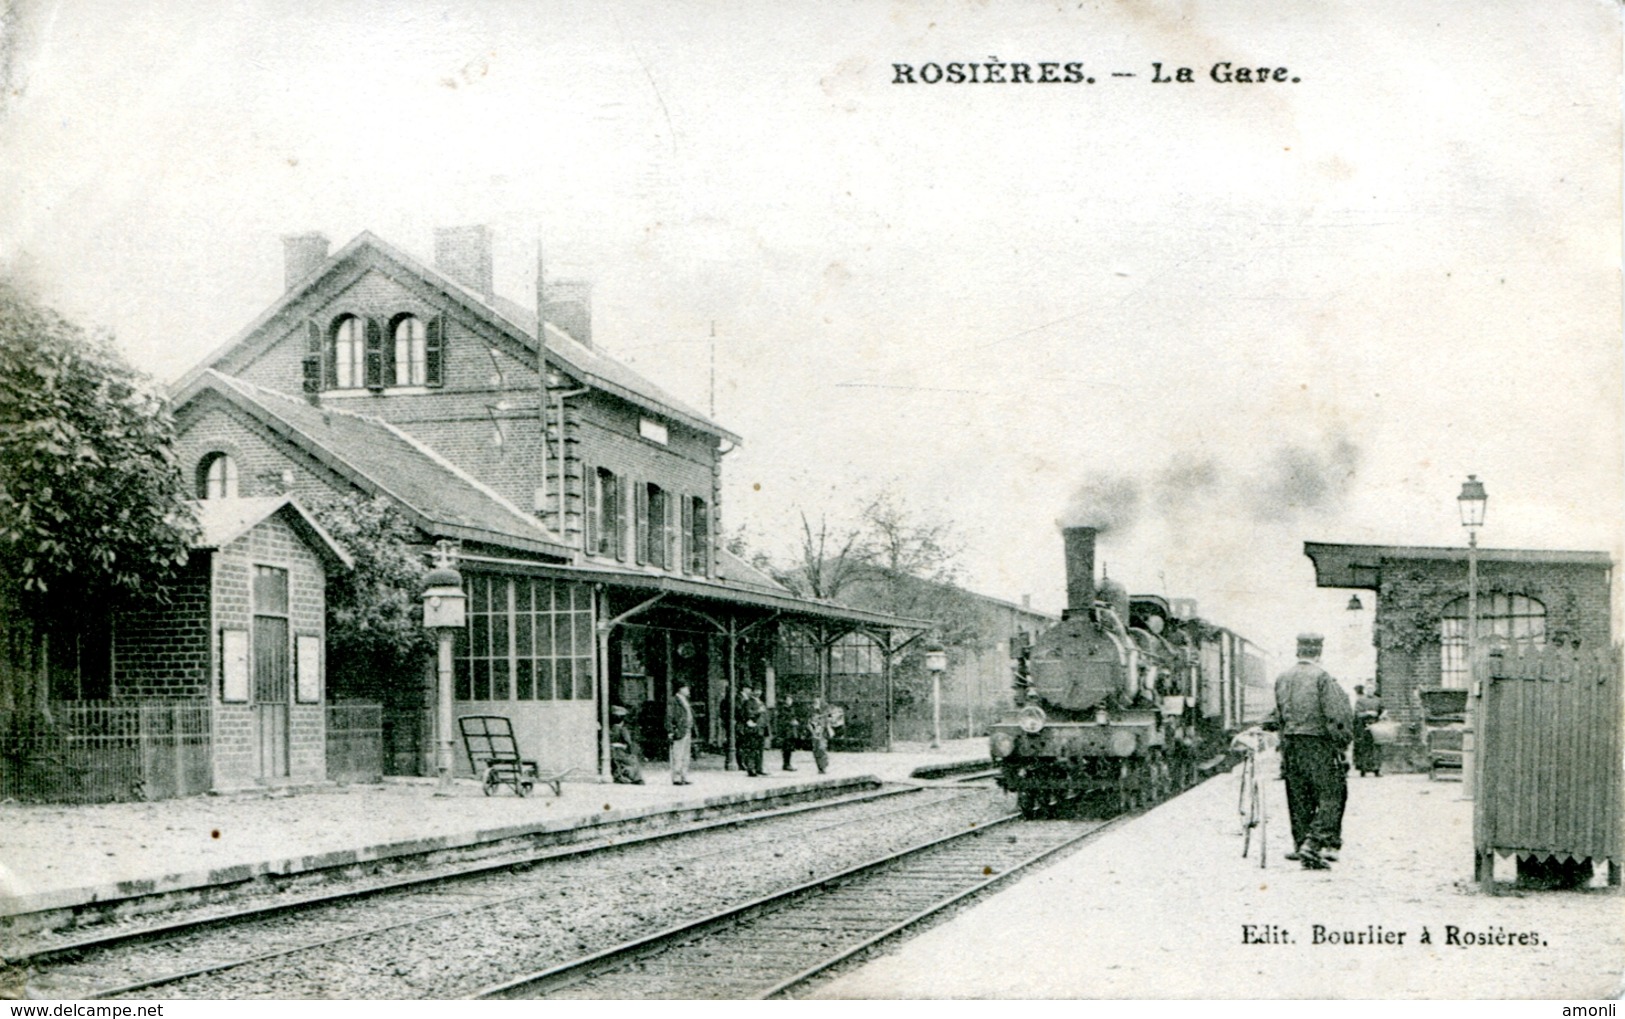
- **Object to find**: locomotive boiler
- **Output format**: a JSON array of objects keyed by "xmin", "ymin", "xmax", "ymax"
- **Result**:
[{"xmin": 989, "ymin": 526, "xmax": 1261, "ymax": 818}]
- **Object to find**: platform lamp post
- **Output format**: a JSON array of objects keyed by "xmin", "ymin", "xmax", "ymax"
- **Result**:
[
  {"xmin": 1457, "ymin": 475, "xmax": 1488, "ymax": 806},
  {"xmin": 925, "ymin": 645, "xmax": 948, "ymax": 749},
  {"xmin": 422, "ymin": 544, "xmax": 467, "ymax": 795}
]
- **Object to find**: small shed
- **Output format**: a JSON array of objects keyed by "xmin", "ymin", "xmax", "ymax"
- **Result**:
[{"xmin": 112, "ymin": 496, "xmax": 352, "ymax": 792}]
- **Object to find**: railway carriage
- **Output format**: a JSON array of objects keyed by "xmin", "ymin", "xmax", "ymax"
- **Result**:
[{"xmin": 989, "ymin": 526, "xmax": 1268, "ymax": 817}]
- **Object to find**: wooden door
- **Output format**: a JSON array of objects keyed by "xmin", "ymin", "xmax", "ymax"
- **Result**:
[{"xmin": 253, "ymin": 566, "xmax": 291, "ymax": 780}]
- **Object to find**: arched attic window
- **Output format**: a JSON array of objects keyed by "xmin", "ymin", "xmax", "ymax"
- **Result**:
[
  {"xmin": 331, "ymin": 315, "xmax": 366, "ymax": 389},
  {"xmin": 392, "ymin": 314, "xmax": 426, "ymax": 386},
  {"xmin": 1439, "ymin": 593, "xmax": 1546, "ymax": 688},
  {"xmin": 196, "ymin": 452, "xmax": 238, "ymax": 499}
]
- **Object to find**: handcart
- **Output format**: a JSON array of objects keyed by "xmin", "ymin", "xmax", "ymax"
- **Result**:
[{"xmin": 458, "ymin": 714, "xmax": 571, "ymax": 797}]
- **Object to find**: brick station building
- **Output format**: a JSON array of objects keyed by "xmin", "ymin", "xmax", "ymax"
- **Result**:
[
  {"xmin": 166, "ymin": 226, "xmax": 922, "ymax": 783},
  {"xmin": 1303, "ymin": 541, "xmax": 1614, "ymax": 768}
]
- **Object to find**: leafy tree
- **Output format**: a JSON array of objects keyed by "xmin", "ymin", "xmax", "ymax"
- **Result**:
[
  {"xmin": 303, "ymin": 493, "xmax": 434, "ymax": 693},
  {"xmin": 0, "ymin": 281, "xmax": 198, "ymax": 713}
]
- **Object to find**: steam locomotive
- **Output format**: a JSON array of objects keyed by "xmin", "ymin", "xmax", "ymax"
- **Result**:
[{"xmin": 989, "ymin": 526, "xmax": 1270, "ymax": 818}]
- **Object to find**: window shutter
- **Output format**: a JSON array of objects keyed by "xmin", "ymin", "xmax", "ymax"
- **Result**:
[
  {"xmin": 662, "ymin": 490, "xmax": 676, "ymax": 571},
  {"xmin": 693, "ymin": 499, "xmax": 709, "ymax": 577},
  {"xmin": 584, "ymin": 464, "xmax": 600, "ymax": 555},
  {"xmin": 425, "ymin": 316, "xmax": 445, "ymax": 387},
  {"xmin": 365, "ymin": 318, "xmax": 384, "ymax": 388},
  {"xmin": 614, "ymin": 475, "xmax": 628, "ymax": 561},
  {"xmin": 680, "ymin": 496, "xmax": 693, "ymax": 574},
  {"xmin": 322, "ymin": 320, "xmax": 337, "ymax": 389},
  {"xmin": 634, "ymin": 482, "xmax": 649, "ymax": 565},
  {"xmin": 302, "ymin": 320, "xmax": 323, "ymax": 393}
]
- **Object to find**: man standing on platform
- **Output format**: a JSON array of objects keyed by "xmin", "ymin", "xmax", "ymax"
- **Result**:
[
  {"xmin": 1268, "ymin": 633, "xmax": 1353, "ymax": 870},
  {"xmin": 739, "ymin": 687, "xmax": 767, "ymax": 776},
  {"xmin": 808, "ymin": 695, "xmax": 832, "ymax": 774},
  {"xmin": 667, "ymin": 681, "xmax": 695, "ymax": 786},
  {"xmin": 775, "ymin": 693, "xmax": 803, "ymax": 772}
]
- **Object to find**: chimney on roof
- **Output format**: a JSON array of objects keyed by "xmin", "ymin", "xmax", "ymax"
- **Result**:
[
  {"xmin": 282, "ymin": 232, "xmax": 330, "ymax": 290},
  {"xmin": 542, "ymin": 278, "xmax": 593, "ymax": 348},
  {"xmin": 434, "ymin": 225, "xmax": 494, "ymax": 299}
]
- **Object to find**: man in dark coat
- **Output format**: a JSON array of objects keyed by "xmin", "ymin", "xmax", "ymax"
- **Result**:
[
  {"xmin": 738, "ymin": 686, "xmax": 767, "ymax": 776},
  {"xmin": 667, "ymin": 682, "xmax": 694, "ymax": 785},
  {"xmin": 775, "ymin": 693, "xmax": 804, "ymax": 772},
  {"xmin": 1268, "ymin": 633, "xmax": 1353, "ymax": 869}
]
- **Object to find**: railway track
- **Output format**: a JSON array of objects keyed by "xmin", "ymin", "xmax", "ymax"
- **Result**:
[
  {"xmin": 477, "ymin": 812, "xmax": 1123, "ymax": 1000},
  {"xmin": 8, "ymin": 784, "xmax": 984, "ymax": 999}
]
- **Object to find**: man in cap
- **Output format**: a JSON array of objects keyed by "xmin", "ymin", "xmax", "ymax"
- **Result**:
[
  {"xmin": 609, "ymin": 705, "xmax": 644, "ymax": 785},
  {"xmin": 667, "ymin": 681, "xmax": 695, "ymax": 785},
  {"xmin": 1268, "ymin": 633, "xmax": 1353, "ymax": 869}
]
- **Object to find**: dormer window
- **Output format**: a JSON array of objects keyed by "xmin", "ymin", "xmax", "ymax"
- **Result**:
[{"xmin": 197, "ymin": 452, "xmax": 238, "ymax": 499}]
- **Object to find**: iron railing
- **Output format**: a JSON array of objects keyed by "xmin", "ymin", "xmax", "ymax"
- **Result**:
[{"xmin": 0, "ymin": 701, "xmax": 212, "ymax": 803}]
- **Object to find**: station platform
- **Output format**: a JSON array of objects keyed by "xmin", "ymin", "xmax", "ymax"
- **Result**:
[
  {"xmin": 817, "ymin": 753, "xmax": 1624, "ymax": 999},
  {"xmin": 0, "ymin": 739, "xmax": 989, "ymax": 930}
]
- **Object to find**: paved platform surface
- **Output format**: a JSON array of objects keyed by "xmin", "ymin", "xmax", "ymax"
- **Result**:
[
  {"xmin": 817, "ymin": 753, "xmax": 1623, "ymax": 999},
  {"xmin": 0, "ymin": 740, "xmax": 988, "ymax": 919}
]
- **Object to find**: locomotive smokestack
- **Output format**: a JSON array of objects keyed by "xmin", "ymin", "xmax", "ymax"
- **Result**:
[{"xmin": 1063, "ymin": 526, "xmax": 1098, "ymax": 619}]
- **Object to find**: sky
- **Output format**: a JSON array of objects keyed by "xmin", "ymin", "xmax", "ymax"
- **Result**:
[{"xmin": 1, "ymin": 0, "xmax": 1620, "ymax": 675}]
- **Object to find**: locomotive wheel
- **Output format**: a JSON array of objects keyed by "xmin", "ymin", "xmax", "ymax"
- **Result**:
[{"xmin": 1018, "ymin": 791, "xmax": 1040, "ymax": 819}]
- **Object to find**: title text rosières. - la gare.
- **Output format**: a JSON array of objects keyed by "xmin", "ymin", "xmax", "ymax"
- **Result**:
[{"xmin": 891, "ymin": 61, "xmax": 1300, "ymax": 85}]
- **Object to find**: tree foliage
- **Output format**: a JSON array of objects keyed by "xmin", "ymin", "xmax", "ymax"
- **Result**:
[
  {"xmin": 0, "ymin": 280, "xmax": 197, "ymax": 621},
  {"xmin": 305, "ymin": 493, "xmax": 434, "ymax": 679},
  {"xmin": 749, "ymin": 489, "xmax": 980, "ymax": 647}
]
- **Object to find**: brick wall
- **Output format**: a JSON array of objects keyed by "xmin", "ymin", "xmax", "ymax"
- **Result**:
[
  {"xmin": 112, "ymin": 558, "xmax": 213, "ymax": 699},
  {"xmin": 1374, "ymin": 555, "xmax": 1612, "ymax": 756},
  {"xmin": 212, "ymin": 260, "xmax": 724, "ymax": 573},
  {"xmin": 176, "ymin": 397, "xmax": 350, "ymax": 504}
]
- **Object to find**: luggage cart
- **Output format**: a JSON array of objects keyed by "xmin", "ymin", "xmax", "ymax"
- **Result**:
[{"xmin": 458, "ymin": 714, "xmax": 570, "ymax": 796}]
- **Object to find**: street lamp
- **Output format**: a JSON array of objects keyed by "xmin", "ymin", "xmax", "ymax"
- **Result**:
[
  {"xmin": 924, "ymin": 646, "xmax": 948, "ymax": 749},
  {"xmin": 1457, "ymin": 475, "xmax": 1487, "ymax": 807},
  {"xmin": 422, "ymin": 544, "xmax": 467, "ymax": 794}
]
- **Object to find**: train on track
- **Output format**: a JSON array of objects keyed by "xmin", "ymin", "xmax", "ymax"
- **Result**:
[{"xmin": 989, "ymin": 525, "xmax": 1272, "ymax": 818}]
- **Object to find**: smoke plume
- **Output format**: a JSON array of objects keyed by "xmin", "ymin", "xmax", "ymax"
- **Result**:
[{"xmin": 1057, "ymin": 471, "xmax": 1141, "ymax": 533}]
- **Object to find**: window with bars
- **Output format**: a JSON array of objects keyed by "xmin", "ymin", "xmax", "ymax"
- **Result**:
[
  {"xmin": 1439, "ymin": 592, "xmax": 1546, "ymax": 689},
  {"xmin": 455, "ymin": 575, "xmax": 595, "ymax": 702}
]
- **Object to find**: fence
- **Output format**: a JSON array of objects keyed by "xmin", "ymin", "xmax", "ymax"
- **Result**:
[
  {"xmin": 326, "ymin": 702, "xmax": 384, "ymax": 784},
  {"xmin": 1475, "ymin": 645, "xmax": 1622, "ymax": 884},
  {"xmin": 0, "ymin": 701, "xmax": 212, "ymax": 803}
]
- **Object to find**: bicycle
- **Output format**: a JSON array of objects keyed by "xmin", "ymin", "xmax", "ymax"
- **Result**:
[{"xmin": 1232, "ymin": 728, "xmax": 1269, "ymax": 868}]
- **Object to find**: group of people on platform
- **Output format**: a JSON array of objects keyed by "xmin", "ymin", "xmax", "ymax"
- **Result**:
[
  {"xmin": 1263, "ymin": 632, "xmax": 1387, "ymax": 871},
  {"xmin": 608, "ymin": 682, "xmax": 839, "ymax": 786}
]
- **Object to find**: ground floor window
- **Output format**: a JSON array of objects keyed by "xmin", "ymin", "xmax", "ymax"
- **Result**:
[
  {"xmin": 456, "ymin": 575, "xmax": 594, "ymax": 702},
  {"xmin": 1439, "ymin": 592, "xmax": 1545, "ymax": 688}
]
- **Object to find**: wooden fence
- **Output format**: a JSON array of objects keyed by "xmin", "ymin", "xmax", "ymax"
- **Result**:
[
  {"xmin": 0, "ymin": 701, "xmax": 212, "ymax": 803},
  {"xmin": 1475, "ymin": 644, "xmax": 1622, "ymax": 884},
  {"xmin": 326, "ymin": 702, "xmax": 383, "ymax": 784}
]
